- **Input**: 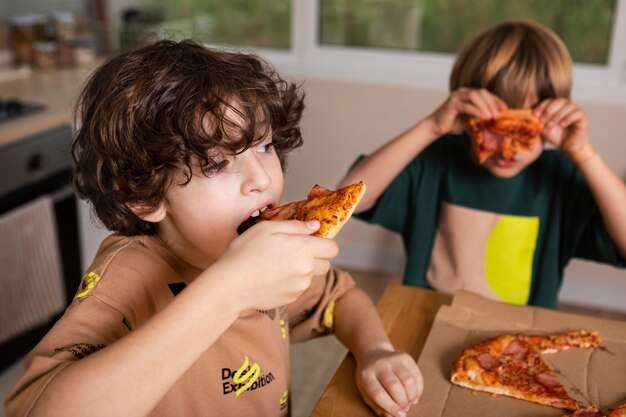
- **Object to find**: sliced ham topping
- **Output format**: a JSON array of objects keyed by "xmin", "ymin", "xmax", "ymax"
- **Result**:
[
  {"xmin": 482, "ymin": 129, "xmax": 502, "ymax": 152},
  {"xmin": 476, "ymin": 353, "xmax": 499, "ymax": 371},
  {"xmin": 502, "ymin": 338, "xmax": 527, "ymax": 355},
  {"xmin": 307, "ymin": 184, "xmax": 332, "ymax": 199},
  {"xmin": 535, "ymin": 371, "xmax": 561, "ymax": 389},
  {"xmin": 502, "ymin": 338, "xmax": 530, "ymax": 361}
]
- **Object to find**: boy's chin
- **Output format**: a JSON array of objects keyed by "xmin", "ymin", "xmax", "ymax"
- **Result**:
[{"xmin": 484, "ymin": 161, "xmax": 524, "ymax": 178}]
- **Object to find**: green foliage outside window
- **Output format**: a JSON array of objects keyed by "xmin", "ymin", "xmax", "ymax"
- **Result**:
[
  {"xmin": 126, "ymin": 0, "xmax": 615, "ymax": 65},
  {"xmin": 134, "ymin": 0, "xmax": 291, "ymax": 49},
  {"xmin": 320, "ymin": 0, "xmax": 616, "ymax": 65}
]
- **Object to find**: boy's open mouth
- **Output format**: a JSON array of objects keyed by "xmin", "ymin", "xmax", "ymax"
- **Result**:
[
  {"xmin": 237, "ymin": 205, "xmax": 271, "ymax": 235},
  {"xmin": 493, "ymin": 156, "xmax": 517, "ymax": 168}
]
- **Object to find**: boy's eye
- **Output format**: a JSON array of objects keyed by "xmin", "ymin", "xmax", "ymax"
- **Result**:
[
  {"xmin": 257, "ymin": 142, "xmax": 274, "ymax": 154},
  {"xmin": 202, "ymin": 159, "xmax": 229, "ymax": 175}
]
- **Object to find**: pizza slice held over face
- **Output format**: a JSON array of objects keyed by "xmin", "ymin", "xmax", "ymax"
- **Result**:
[
  {"xmin": 450, "ymin": 330, "xmax": 601, "ymax": 411},
  {"xmin": 237, "ymin": 181, "xmax": 366, "ymax": 239},
  {"xmin": 469, "ymin": 109, "xmax": 544, "ymax": 163}
]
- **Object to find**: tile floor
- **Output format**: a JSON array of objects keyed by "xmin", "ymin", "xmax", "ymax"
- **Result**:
[{"xmin": 2, "ymin": 267, "xmax": 625, "ymax": 417}]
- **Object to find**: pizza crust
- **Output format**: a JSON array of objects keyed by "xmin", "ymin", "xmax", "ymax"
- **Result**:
[{"xmin": 562, "ymin": 403, "xmax": 626, "ymax": 417}]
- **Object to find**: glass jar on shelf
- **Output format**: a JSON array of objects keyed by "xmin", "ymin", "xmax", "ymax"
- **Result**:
[
  {"xmin": 51, "ymin": 11, "xmax": 77, "ymax": 42},
  {"xmin": 31, "ymin": 41, "xmax": 58, "ymax": 69},
  {"xmin": 9, "ymin": 14, "xmax": 46, "ymax": 66}
]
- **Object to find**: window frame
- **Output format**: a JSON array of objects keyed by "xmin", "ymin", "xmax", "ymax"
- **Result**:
[{"xmin": 256, "ymin": 0, "xmax": 626, "ymax": 105}]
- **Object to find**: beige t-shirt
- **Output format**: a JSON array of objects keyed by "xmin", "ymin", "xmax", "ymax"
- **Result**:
[{"xmin": 4, "ymin": 234, "xmax": 355, "ymax": 417}]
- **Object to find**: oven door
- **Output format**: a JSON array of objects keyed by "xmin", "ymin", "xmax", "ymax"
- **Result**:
[{"xmin": 0, "ymin": 124, "xmax": 82, "ymax": 371}]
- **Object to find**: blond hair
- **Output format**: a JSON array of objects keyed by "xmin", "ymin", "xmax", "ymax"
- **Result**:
[{"xmin": 449, "ymin": 20, "xmax": 572, "ymax": 108}]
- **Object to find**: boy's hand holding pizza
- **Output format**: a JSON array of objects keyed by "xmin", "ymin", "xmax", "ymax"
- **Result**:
[
  {"xmin": 533, "ymin": 98, "xmax": 594, "ymax": 164},
  {"xmin": 217, "ymin": 219, "xmax": 338, "ymax": 312},
  {"xmin": 426, "ymin": 87, "xmax": 508, "ymax": 137}
]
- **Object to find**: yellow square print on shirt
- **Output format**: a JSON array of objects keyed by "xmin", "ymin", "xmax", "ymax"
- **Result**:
[
  {"xmin": 427, "ymin": 202, "xmax": 539, "ymax": 305},
  {"xmin": 485, "ymin": 214, "xmax": 539, "ymax": 304}
]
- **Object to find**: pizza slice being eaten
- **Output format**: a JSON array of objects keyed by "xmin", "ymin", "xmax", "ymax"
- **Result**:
[
  {"xmin": 450, "ymin": 330, "xmax": 601, "ymax": 411},
  {"xmin": 469, "ymin": 109, "xmax": 544, "ymax": 163},
  {"xmin": 237, "ymin": 181, "xmax": 366, "ymax": 239}
]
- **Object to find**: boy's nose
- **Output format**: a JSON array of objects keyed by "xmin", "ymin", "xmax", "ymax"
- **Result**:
[{"xmin": 239, "ymin": 153, "xmax": 272, "ymax": 194}]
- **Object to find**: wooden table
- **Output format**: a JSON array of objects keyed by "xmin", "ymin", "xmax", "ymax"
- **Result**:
[{"xmin": 311, "ymin": 284, "xmax": 452, "ymax": 416}]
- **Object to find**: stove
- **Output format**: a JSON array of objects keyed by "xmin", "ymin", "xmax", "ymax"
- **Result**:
[{"xmin": 0, "ymin": 98, "xmax": 46, "ymax": 123}]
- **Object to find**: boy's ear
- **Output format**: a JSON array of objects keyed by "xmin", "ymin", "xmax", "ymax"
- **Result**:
[{"xmin": 127, "ymin": 202, "xmax": 167, "ymax": 223}]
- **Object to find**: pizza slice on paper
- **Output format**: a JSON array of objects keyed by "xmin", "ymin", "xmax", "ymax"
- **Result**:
[
  {"xmin": 609, "ymin": 403, "xmax": 626, "ymax": 417},
  {"xmin": 562, "ymin": 403, "xmax": 626, "ymax": 417},
  {"xmin": 237, "ymin": 181, "xmax": 366, "ymax": 239},
  {"xmin": 469, "ymin": 109, "xmax": 544, "ymax": 163},
  {"xmin": 450, "ymin": 330, "xmax": 601, "ymax": 410}
]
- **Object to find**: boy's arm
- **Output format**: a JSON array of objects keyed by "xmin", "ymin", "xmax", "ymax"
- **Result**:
[
  {"xmin": 535, "ymin": 98, "xmax": 626, "ymax": 258},
  {"xmin": 333, "ymin": 287, "xmax": 423, "ymax": 417},
  {"xmin": 23, "ymin": 269, "xmax": 241, "ymax": 417},
  {"xmin": 337, "ymin": 118, "xmax": 439, "ymax": 213},
  {"xmin": 12, "ymin": 221, "xmax": 336, "ymax": 417},
  {"xmin": 338, "ymin": 88, "xmax": 507, "ymax": 213},
  {"xmin": 572, "ymin": 148, "xmax": 626, "ymax": 258}
]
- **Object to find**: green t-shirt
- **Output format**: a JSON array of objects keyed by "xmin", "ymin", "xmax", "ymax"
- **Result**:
[{"xmin": 356, "ymin": 133, "xmax": 625, "ymax": 308}]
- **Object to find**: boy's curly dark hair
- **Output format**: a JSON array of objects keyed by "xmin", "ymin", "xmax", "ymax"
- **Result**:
[{"xmin": 72, "ymin": 39, "xmax": 304, "ymax": 236}]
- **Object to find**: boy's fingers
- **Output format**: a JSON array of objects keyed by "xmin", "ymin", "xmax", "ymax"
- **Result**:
[
  {"xmin": 466, "ymin": 89, "xmax": 493, "ymax": 118},
  {"xmin": 458, "ymin": 102, "xmax": 484, "ymax": 119},
  {"xmin": 261, "ymin": 219, "xmax": 320, "ymax": 234},
  {"xmin": 541, "ymin": 98, "xmax": 568, "ymax": 121},
  {"xmin": 560, "ymin": 108, "xmax": 585, "ymax": 128},
  {"xmin": 477, "ymin": 89, "xmax": 503, "ymax": 118},
  {"xmin": 360, "ymin": 395, "xmax": 385, "ymax": 417},
  {"xmin": 305, "ymin": 219, "xmax": 321, "ymax": 231},
  {"xmin": 394, "ymin": 368, "xmax": 422, "ymax": 405},
  {"xmin": 551, "ymin": 102, "xmax": 577, "ymax": 126},
  {"xmin": 313, "ymin": 259, "xmax": 332, "ymax": 276},
  {"xmin": 494, "ymin": 95, "xmax": 509, "ymax": 112},
  {"xmin": 533, "ymin": 101, "xmax": 547, "ymax": 118},
  {"xmin": 362, "ymin": 379, "xmax": 406, "ymax": 417},
  {"xmin": 379, "ymin": 373, "xmax": 409, "ymax": 409}
]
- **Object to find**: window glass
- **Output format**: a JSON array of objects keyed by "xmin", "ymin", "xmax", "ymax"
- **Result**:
[
  {"xmin": 122, "ymin": 0, "xmax": 291, "ymax": 50},
  {"xmin": 319, "ymin": 0, "xmax": 617, "ymax": 65}
]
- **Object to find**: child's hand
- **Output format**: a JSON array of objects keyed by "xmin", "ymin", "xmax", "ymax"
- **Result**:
[
  {"xmin": 216, "ymin": 220, "xmax": 339, "ymax": 312},
  {"xmin": 427, "ymin": 88, "xmax": 508, "ymax": 136},
  {"xmin": 355, "ymin": 347, "xmax": 423, "ymax": 417},
  {"xmin": 534, "ymin": 98, "xmax": 590, "ymax": 157}
]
